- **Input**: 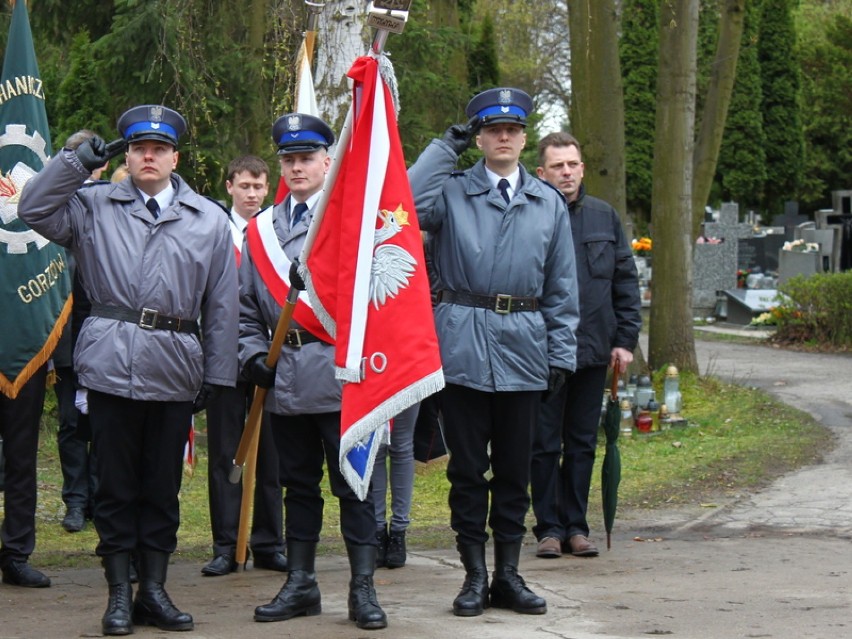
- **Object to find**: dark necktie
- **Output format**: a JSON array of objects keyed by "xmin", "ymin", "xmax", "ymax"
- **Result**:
[
  {"xmin": 145, "ymin": 198, "xmax": 160, "ymax": 219},
  {"xmin": 292, "ymin": 202, "xmax": 308, "ymax": 228},
  {"xmin": 498, "ymin": 178, "xmax": 511, "ymax": 204}
]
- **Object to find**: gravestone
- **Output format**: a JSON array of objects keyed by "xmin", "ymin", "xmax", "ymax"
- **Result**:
[
  {"xmin": 826, "ymin": 190, "xmax": 852, "ymax": 271},
  {"xmin": 801, "ymin": 228, "xmax": 835, "ymax": 273},
  {"xmin": 772, "ymin": 201, "xmax": 808, "ymax": 240},
  {"xmin": 693, "ymin": 243, "xmax": 731, "ymax": 316},
  {"xmin": 737, "ymin": 232, "xmax": 786, "ymax": 274},
  {"xmin": 722, "ymin": 289, "xmax": 782, "ymax": 325},
  {"xmin": 778, "ymin": 250, "xmax": 821, "ymax": 284},
  {"xmin": 694, "ymin": 202, "xmax": 756, "ymax": 316}
]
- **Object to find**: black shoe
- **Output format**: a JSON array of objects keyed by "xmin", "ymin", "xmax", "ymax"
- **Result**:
[
  {"xmin": 348, "ymin": 574, "xmax": 388, "ymax": 630},
  {"xmin": 254, "ymin": 571, "xmax": 321, "ymax": 622},
  {"xmin": 133, "ymin": 588, "xmax": 194, "ymax": 631},
  {"xmin": 385, "ymin": 530, "xmax": 406, "ymax": 568},
  {"xmin": 253, "ymin": 551, "xmax": 288, "ymax": 572},
  {"xmin": 201, "ymin": 554, "xmax": 237, "ymax": 576},
  {"xmin": 102, "ymin": 583, "xmax": 133, "ymax": 636},
  {"xmin": 489, "ymin": 569, "xmax": 547, "ymax": 615},
  {"xmin": 62, "ymin": 506, "xmax": 86, "ymax": 533},
  {"xmin": 1, "ymin": 561, "xmax": 51, "ymax": 588}
]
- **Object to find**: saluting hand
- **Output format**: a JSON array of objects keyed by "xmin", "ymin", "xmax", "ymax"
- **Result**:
[
  {"xmin": 74, "ymin": 136, "xmax": 127, "ymax": 173},
  {"xmin": 441, "ymin": 115, "xmax": 481, "ymax": 155}
]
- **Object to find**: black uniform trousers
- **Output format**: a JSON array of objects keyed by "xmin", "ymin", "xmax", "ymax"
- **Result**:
[
  {"xmin": 87, "ymin": 390, "xmax": 191, "ymax": 557},
  {"xmin": 0, "ymin": 365, "xmax": 47, "ymax": 567},
  {"xmin": 269, "ymin": 411, "xmax": 375, "ymax": 546},
  {"xmin": 442, "ymin": 383, "xmax": 540, "ymax": 546},
  {"xmin": 54, "ymin": 366, "xmax": 96, "ymax": 514},
  {"xmin": 206, "ymin": 381, "xmax": 283, "ymax": 557},
  {"xmin": 530, "ymin": 365, "xmax": 607, "ymax": 541}
]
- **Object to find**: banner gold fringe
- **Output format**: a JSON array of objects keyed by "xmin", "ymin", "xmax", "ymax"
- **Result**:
[{"xmin": 0, "ymin": 294, "xmax": 72, "ymax": 399}]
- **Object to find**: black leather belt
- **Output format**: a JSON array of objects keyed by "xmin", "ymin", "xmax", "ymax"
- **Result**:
[
  {"xmin": 90, "ymin": 304, "xmax": 199, "ymax": 335},
  {"xmin": 283, "ymin": 329, "xmax": 322, "ymax": 347},
  {"xmin": 436, "ymin": 290, "xmax": 539, "ymax": 313}
]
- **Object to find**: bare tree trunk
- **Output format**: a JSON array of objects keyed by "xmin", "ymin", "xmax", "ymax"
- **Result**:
[
  {"xmin": 567, "ymin": 0, "xmax": 628, "ymax": 225},
  {"xmin": 691, "ymin": 0, "xmax": 746, "ymax": 239},
  {"xmin": 648, "ymin": 0, "xmax": 699, "ymax": 373},
  {"xmin": 247, "ymin": 0, "xmax": 267, "ymax": 155},
  {"xmin": 314, "ymin": 0, "xmax": 371, "ymax": 131}
]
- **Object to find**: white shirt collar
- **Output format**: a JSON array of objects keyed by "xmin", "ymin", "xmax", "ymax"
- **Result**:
[
  {"xmin": 230, "ymin": 208, "xmax": 249, "ymax": 232},
  {"xmin": 137, "ymin": 183, "xmax": 174, "ymax": 214},
  {"xmin": 484, "ymin": 166, "xmax": 520, "ymax": 194}
]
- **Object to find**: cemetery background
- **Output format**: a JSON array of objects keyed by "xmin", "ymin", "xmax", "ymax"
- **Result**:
[{"xmin": 646, "ymin": 188, "xmax": 852, "ymax": 327}]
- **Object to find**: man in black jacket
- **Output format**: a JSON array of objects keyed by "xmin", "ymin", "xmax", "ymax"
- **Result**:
[{"xmin": 531, "ymin": 132, "xmax": 642, "ymax": 559}]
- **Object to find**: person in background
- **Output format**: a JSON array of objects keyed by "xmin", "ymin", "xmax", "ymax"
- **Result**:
[
  {"xmin": 52, "ymin": 129, "xmax": 108, "ymax": 534},
  {"xmin": 1, "ymin": 366, "xmax": 51, "ymax": 588},
  {"xmin": 407, "ymin": 88, "xmax": 580, "ymax": 618},
  {"xmin": 531, "ymin": 131, "xmax": 641, "ymax": 559},
  {"xmin": 19, "ymin": 104, "xmax": 238, "ymax": 635},
  {"xmin": 110, "ymin": 163, "xmax": 129, "ymax": 183},
  {"xmin": 240, "ymin": 113, "xmax": 387, "ymax": 630},
  {"xmin": 201, "ymin": 155, "xmax": 287, "ymax": 577},
  {"xmin": 373, "ymin": 403, "xmax": 419, "ymax": 569}
]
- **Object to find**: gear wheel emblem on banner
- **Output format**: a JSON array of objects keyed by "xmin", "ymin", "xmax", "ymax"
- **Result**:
[{"xmin": 0, "ymin": 124, "xmax": 51, "ymax": 254}]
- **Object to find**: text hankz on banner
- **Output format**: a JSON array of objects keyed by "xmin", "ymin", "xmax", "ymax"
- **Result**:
[
  {"xmin": 0, "ymin": 76, "xmax": 46, "ymax": 106},
  {"xmin": 17, "ymin": 252, "xmax": 66, "ymax": 303}
]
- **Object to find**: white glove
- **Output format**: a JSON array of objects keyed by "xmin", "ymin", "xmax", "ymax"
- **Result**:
[{"xmin": 74, "ymin": 389, "xmax": 89, "ymax": 415}]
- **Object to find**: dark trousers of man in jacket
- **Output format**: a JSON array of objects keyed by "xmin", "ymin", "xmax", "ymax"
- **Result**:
[
  {"xmin": 531, "ymin": 365, "xmax": 607, "ymax": 555},
  {"xmin": 0, "ymin": 366, "xmax": 51, "ymax": 588},
  {"xmin": 205, "ymin": 382, "xmax": 283, "ymax": 568}
]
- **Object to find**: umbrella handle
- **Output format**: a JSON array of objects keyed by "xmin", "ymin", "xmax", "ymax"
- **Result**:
[{"xmin": 610, "ymin": 360, "xmax": 620, "ymax": 399}]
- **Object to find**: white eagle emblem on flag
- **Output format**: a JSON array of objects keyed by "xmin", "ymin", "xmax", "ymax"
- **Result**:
[{"xmin": 370, "ymin": 204, "xmax": 417, "ymax": 309}]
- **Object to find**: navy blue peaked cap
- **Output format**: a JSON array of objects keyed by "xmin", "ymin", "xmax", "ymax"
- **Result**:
[
  {"xmin": 466, "ymin": 87, "xmax": 533, "ymax": 127},
  {"xmin": 117, "ymin": 105, "xmax": 187, "ymax": 146},
  {"xmin": 272, "ymin": 113, "xmax": 335, "ymax": 155}
]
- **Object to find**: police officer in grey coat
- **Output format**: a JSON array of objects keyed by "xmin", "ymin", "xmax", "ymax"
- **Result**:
[
  {"xmin": 239, "ymin": 113, "xmax": 387, "ymax": 630},
  {"xmin": 408, "ymin": 88, "xmax": 580, "ymax": 618},
  {"xmin": 19, "ymin": 105, "xmax": 238, "ymax": 635}
]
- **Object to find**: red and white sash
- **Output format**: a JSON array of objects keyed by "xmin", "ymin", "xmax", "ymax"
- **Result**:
[{"xmin": 245, "ymin": 208, "xmax": 333, "ymax": 344}]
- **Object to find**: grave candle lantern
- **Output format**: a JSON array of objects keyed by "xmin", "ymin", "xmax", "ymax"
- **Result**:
[{"xmin": 663, "ymin": 365, "xmax": 682, "ymax": 415}]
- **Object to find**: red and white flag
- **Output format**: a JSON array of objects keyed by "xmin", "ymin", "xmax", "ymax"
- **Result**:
[
  {"xmin": 274, "ymin": 35, "xmax": 319, "ymax": 205},
  {"xmin": 303, "ymin": 55, "xmax": 444, "ymax": 498}
]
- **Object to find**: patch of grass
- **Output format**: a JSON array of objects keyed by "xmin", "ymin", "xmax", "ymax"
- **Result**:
[{"xmin": 20, "ymin": 370, "xmax": 833, "ymax": 570}]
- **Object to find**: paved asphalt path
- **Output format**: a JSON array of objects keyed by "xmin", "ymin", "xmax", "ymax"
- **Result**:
[{"xmin": 1, "ymin": 330, "xmax": 850, "ymax": 638}]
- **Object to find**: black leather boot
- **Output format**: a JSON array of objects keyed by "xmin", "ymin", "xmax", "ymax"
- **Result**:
[
  {"xmin": 489, "ymin": 542, "xmax": 547, "ymax": 615},
  {"xmin": 254, "ymin": 541, "xmax": 321, "ymax": 622},
  {"xmin": 132, "ymin": 551, "xmax": 194, "ymax": 631},
  {"xmin": 385, "ymin": 529, "xmax": 406, "ymax": 568},
  {"xmin": 102, "ymin": 553, "xmax": 133, "ymax": 636},
  {"xmin": 452, "ymin": 543, "xmax": 489, "ymax": 617},
  {"xmin": 346, "ymin": 543, "xmax": 387, "ymax": 630}
]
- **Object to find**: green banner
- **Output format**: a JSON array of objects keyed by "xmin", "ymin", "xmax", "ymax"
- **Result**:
[{"xmin": 0, "ymin": 0, "xmax": 71, "ymax": 398}]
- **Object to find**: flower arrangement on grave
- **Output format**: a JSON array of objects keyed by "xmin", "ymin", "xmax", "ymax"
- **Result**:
[
  {"xmin": 631, "ymin": 236, "xmax": 652, "ymax": 256},
  {"xmin": 782, "ymin": 238, "xmax": 819, "ymax": 253},
  {"xmin": 737, "ymin": 268, "xmax": 751, "ymax": 288},
  {"xmin": 749, "ymin": 311, "xmax": 778, "ymax": 327}
]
